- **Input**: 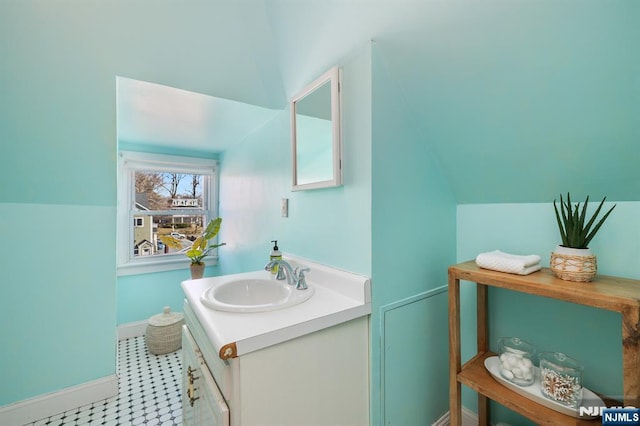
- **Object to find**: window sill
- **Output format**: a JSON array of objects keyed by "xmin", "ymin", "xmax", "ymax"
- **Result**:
[{"xmin": 117, "ymin": 256, "xmax": 219, "ymax": 276}]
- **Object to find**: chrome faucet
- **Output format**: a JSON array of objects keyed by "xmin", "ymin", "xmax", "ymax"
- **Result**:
[
  {"xmin": 264, "ymin": 260, "xmax": 310, "ymax": 290},
  {"xmin": 294, "ymin": 267, "xmax": 310, "ymax": 290}
]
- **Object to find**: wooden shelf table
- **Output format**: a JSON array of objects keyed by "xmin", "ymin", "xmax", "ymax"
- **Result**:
[{"xmin": 448, "ymin": 261, "xmax": 640, "ymax": 426}]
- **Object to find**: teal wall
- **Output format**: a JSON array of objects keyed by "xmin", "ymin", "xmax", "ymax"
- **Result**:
[
  {"xmin": 0, "ymin": 3, "xmax": 118, "ymax": 404},
  {"xmin": 372, "ymin": 2, "xmax": 639, "ymax": 422},
  {"xmin": 117, "ymin": 266, "xmax": 219, "ymax": 325},
  {"xmin": 218, "ymin": 47, "xmax": 372, "ymax": 277},
  {"xmin": 457, "ymin": 202, "xmax": 640, "ymax": 424},
  {"xmin": 402, "ymin": 3, "xmax": 639, "ymax": 423},
  {"xmin": 371, "ymin": 46, "xmax": 457, "ymax": 424},
  {"xmin": 216, "ymin": 109, "xmax": 292, "ymax": 275},
  {"xmin": 0, "ymin": 204, "xmax": 116, "ymax": 405},
  {"xmin": 377, "ymin": 0, "xmax": 640, "ymax": 204}
]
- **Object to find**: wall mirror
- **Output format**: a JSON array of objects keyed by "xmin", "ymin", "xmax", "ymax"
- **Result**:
[{"xmin": 291, "ymin": 66, "xmax": 342, "ymax": 191}]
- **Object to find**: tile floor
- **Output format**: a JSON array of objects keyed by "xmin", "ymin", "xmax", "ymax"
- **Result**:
[{"xmin": 25, "ymin": 336, "xmax": 183, "ymax": 426}]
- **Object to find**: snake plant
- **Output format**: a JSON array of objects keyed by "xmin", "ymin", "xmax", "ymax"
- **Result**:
[{"xmin": 553, "ymin": 193, "xmax": 615, "ymax": 249}]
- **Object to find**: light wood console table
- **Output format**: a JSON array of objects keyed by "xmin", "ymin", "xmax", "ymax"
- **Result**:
[{"xmin": 448, "ymin": 261, "xmax": 640, "ymax": 426}]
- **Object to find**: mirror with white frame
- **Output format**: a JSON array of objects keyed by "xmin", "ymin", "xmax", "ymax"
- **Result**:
[{"xmin": 291, "ymin": 67, "xmax": 342, "ymax": 191}]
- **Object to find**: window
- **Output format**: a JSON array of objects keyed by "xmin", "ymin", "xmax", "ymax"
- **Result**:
[{"xmin": 117, "ymin": 151, "xmax": 219, "ymax": 275}]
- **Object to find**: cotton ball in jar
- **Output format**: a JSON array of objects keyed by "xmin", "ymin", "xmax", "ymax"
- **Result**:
[
  {"xmin": 500, "ymin": 369, "xmax": 515, "ymax": 380},
  {"xmin": 498, "ymin": 337, "xmax": 536, "ymax": 386}
]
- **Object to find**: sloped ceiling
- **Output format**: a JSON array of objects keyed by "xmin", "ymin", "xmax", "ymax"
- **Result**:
[
  {"xmin": 371, "ymin": 1, "xmax": 640, "ymax": 203},
  {"xmin": 112, "ymin": 0, "xmax": 284, "ymax": 109},
  {"xmin": 115, "ymin": 0, "xmax": 285, "ymax": 152},
  {"xmin": 117, "ymin": 77, "xmax": 279, "ymax": 152},
  {"xmin": 115, "ymin": 0, "xmax": 638, "ymax": 202}
]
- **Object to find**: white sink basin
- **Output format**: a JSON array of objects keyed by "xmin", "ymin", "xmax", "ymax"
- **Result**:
[{"xmin": 200, "ymin": 278, "xmax": 315, "ymax": 313}]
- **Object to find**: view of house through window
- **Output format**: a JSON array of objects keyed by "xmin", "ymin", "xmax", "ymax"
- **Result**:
[{"xmin": 133, "ymin": 171, "xmax": 209, "ymax": 258}]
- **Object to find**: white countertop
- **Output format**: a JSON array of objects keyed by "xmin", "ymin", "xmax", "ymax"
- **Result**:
[{"xmin": 181, "ymin": 255, "xmax": 371, "ymax": 359}]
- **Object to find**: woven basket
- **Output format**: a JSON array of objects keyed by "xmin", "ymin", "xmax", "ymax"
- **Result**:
[
  {"xmin": 550, "ymin": 251, "xmax": 597, "ymax": 283},
  {"xmin": 145, "ymin": 306, "xmax": 185, "ymax": 355}
]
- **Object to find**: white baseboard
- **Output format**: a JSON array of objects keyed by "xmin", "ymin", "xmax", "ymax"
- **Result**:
[
  {"xmin": 433, "ymin": 406, "xmax": 479, "ymax": 426},
  {"xmin": 0, "ymin": 375, "xmax": 118, "ymax": 426},
  {"xmin": 117, "ymin": 319, "xmax": 148, "ymax": 340}
]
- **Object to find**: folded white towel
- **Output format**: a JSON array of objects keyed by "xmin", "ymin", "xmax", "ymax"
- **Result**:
[{"xmin": 475, "ymin": 250, "xmax": 542, "ymax": 275}]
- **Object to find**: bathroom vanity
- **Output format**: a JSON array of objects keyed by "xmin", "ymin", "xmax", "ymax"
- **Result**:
[{"xmin": 180, "ymin": 256, "xmax": 371, "ymax": 426}]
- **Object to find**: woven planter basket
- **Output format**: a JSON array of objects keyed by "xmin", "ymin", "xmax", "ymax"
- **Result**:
[
  {"xmin": 145, "ymin": 306, "xmax": 185, "ymax": 355},
  {"xmin": 550, "ymin": 246, "xmax": 597, "ymax": 283}
]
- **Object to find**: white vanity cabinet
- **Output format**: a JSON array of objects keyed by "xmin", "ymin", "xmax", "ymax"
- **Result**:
[
  {"xmin": 182, "ymin": 300, "xmax": 370, "ymax": 426},
  {"xmin": 182, "ymin": 325, "xmax": 230, "ymax": 425}
]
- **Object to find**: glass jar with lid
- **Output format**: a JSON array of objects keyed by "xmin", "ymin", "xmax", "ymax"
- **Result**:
[
  {"xmin": 498, "ymin": 337, "xmax": 536, "ymax": 386},
  {"xmin": 539, "ymin": 351, "xmax": 584, "ymax": 409}
]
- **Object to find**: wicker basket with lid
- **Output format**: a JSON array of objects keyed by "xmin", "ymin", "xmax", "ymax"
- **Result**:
[{"xmin": 145, "ymin": 306, "xmax": 185, "ymax": 355}]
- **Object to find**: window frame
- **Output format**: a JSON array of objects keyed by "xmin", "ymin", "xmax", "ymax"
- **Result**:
[{"xmin": 117, "ymin": 151, "xmax": 219, "ymax": 276}]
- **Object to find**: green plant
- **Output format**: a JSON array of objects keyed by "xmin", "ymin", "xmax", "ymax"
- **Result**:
[
  {"xmin": 553, "ymin": 193, "xmax": 615, "ymax": 249},
  {"xmin": 160, "ymin": 217, "xmax": 225, "ymax": 265}
]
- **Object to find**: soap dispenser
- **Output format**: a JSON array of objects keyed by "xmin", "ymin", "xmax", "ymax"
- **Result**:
[{"xmin": 269, "ymin": 240, "xmax": 282, "ymax": 274}]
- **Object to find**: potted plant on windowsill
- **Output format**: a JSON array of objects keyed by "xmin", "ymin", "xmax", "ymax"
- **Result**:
[
  {"xmin": 551, "ymin": 193, "xmax": 615, "ymax": 282},
  {"xmin": 160, "ymin": 217, "xmax": 226, "ymax": 279}
]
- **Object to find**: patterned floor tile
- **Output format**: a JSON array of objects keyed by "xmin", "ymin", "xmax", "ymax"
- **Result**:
[{"xmin": 24, "ymin": 336, "xmax": 182, "ymax": 426}]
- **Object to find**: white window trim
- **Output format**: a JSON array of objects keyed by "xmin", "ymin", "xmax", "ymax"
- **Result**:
[{"xmin": 117, "ymin": 151, "xmax": 219, "ymax": 276}]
